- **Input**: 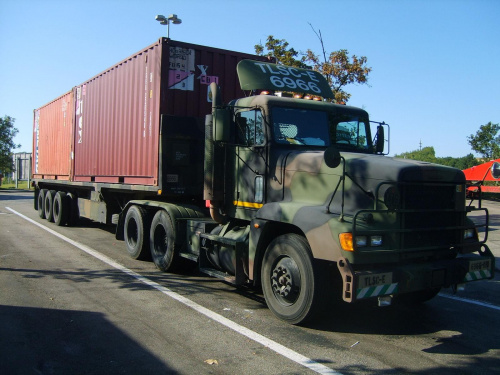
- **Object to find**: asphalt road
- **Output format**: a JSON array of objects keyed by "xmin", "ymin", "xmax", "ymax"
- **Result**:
[{"xmin": 1, "ymin": 190, "xmax": 499, "ymax": 375}]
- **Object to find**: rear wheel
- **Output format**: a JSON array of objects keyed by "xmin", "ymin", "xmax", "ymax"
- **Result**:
[
  {"xmin": 261, "ymin": 234, "xmax": 326, "ymax": 325},
  {"xmin": 38, "ymin": 189, "xmax": 47, "ymax": 219},
  {"xmin": 124, "ymin": 205, "xmax": 150, "ymax": 260},
  {"xmin": 53, "ymin": 191, "xmax": 69, "ymax": 226},
  {"xmin": 150, "ymin": 210, "xmax": 186, "ymax": 272},
  {"xmin": 44, "ymin": 190, "xmax": 56, "ymax": 222},
  {"xmin": 66, "ymin": 193, "xmax": 79, "ymax": 226}
]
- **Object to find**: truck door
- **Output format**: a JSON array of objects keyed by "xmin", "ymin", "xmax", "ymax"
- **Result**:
[{"xmin": 233, "ymin": 109, "xmax": 266, "ymax": 219}]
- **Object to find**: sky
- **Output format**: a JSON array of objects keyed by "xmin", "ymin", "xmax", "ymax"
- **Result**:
[{"xmin": 1, "ymin": 0, "xmax": 499, "ymax": 158}]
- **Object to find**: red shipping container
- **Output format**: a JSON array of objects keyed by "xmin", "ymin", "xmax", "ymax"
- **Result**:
[
  {"xmin": 33, "ymin": 91, "xmax": 74, "ymax": 180},
  {"xmin": 70, "ymin": 38, "xmax": 264, "ymax": 186},
  {"xmin": 33, "ymin": 38, "xmax": 267, "ymax": 195}
]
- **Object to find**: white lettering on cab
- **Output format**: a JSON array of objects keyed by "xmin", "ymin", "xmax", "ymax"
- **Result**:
[{"xmin": 253, "ymin": 62, "xmax": 322, "ymax": 94}]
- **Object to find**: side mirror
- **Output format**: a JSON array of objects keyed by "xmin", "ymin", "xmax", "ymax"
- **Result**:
[
  {"xmin": 375, "ymin": 125, "xmax": 385, "ymax": 154},
  {"xmin": 492, "ymin": 162, "xmax": 500, "ymax": 179},
  {"xmin": 213, "ymin": 108, "xmax": 230, "ymax": 142},
  {"xmin": 324, "ymin": 146, "xmax": 342, "ymax": 168},
  {"xmin": 209, "ymin": 82, "xmax": 230, "ymax": 142}
]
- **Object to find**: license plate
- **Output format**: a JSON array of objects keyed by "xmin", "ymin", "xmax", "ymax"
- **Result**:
[
  {"xmin": 469, "ymin": 259, "xmax": 492, "ymax": 272},
  {"xmin": 358, "ymin": 272, "xmax": 393, "ymax": 288}
]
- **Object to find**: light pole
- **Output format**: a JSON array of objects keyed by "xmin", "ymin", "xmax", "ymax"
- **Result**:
[{"xmin": 155, "ymin": 14, "xmax": 182, "ymax": 39}]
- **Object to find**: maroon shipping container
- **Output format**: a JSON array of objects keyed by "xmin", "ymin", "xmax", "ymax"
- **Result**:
[
  {"xmin": 34, "ymin": 38, "xmax": 268, "ymax": 193},
  {"xmin": 33, "ymin": 91, "xmax": 74, "ymax": 180}
]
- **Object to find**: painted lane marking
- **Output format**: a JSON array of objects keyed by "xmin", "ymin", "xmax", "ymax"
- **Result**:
[
  {"xmin": 6, "ymin": 207, "xmax": 341, "ymax": 375},
  {"xmin": 438, "ymin": 293, "xmax": 500, "ymax": 311}
]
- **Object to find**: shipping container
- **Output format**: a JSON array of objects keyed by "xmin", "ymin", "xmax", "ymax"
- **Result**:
[
  {"xmin": 34, "ymin": 38, "xmax": 268, "ymax": 193},
  {"xmin": 33, "ymin": 91, "xmax": 74, "ymax": 180}
]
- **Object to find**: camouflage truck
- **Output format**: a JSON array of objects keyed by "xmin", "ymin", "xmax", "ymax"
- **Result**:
[
  {"xmin": 200, "ymin": 60, "xmax": 495, "ymax": 323},
  {"xmin": 33, "ymin": 43, "xmax": 495, "ymax": 324}
]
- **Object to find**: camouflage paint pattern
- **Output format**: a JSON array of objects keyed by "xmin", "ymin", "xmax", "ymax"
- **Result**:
[{"xmin": 229, "ymin": 95, "xmax": 481, "ymax": 268}]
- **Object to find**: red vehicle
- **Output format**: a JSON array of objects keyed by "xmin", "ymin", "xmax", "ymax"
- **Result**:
[{"xmin": 463, "ymin": 159, "xmax": 500, "ymax": 199}]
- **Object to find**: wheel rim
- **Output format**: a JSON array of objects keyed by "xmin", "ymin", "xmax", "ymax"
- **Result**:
[
  {"xmin": 152, "ymin": 224, "xmax": 167, "ymax": 257},
  {"xmin": 270, "ymin": 256, "xmax": 301, "ymax": 305}
]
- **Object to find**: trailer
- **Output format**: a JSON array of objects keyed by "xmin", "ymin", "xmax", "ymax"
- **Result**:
[{"xmin": 33, "ymin": 38, "xmax": 495, "ymax": 324}]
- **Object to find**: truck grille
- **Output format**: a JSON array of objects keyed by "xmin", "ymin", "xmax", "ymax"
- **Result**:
[
  {"xmin": 400, "ymin": 183, "xmax": 462, "ymax": 250},
  {"xmin": 402, "ymin": 184, "xmax": 456, "ymax": 210},
  {"xmin": 353, "ymin": 182, "xmax": 465, "ymax": 256}
]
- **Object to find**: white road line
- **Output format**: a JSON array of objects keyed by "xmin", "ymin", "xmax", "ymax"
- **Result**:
[
  {"xmin": 438, "ymin": 293, "xmax": 500, "ymax": 311},
  {"xmin": 6, "ymin": 207, "xmax": 341, "ymax": 375}
]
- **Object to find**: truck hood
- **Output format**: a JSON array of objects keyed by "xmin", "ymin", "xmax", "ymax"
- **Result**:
[{"xmin": 274, "ymin": 150, "xmax": 465, "ymax": 212}]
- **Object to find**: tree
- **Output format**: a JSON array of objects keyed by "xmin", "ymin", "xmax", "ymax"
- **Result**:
[
  {"xmin": 394, "ymin": 147, "xmax": 479, "ymax": 169},
  {"xmin": 0, "ymin": 115, "xmax": 20, "ymax": 173},
  {"xmin": 467, "ymin": 122, "xmax": 500, "ymax": 159},
  {"xmin": 303, "ymin": 24, "xmax": 372, "ymax": 104},
  {"xmin": 255, "ymin": 31, "xmax": 372, "ymax": 104},
  {"xmin": 254, "ymin": 35, "xmax": 309, "ymax": 68},
  {"xmin": 394, "ymin": 146, "xmax": 438, "ymax": 164}
]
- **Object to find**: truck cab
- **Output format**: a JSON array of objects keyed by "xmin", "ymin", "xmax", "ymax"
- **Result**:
[{"xmin": 202, "ymin": 60, "xmax": 494, "ymax": 323}]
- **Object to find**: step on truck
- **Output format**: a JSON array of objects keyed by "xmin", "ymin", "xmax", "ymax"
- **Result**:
[{"xmin": 33, "ymin": 38, "xmax": 495, "ymax": 324}]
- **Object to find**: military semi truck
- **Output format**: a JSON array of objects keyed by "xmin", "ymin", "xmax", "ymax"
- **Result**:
[{"xmin": 33, "ymin": 38, "xmax": 495, "ymax": 324}]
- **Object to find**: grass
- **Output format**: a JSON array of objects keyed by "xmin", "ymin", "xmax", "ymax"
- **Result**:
[{"xmin": 0, "ymin": 180, "xmax": 32, "ymax": 190}]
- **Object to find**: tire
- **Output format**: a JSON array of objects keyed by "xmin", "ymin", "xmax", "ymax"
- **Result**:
[
  {"xmin": 38, "ymin": 189, "xmax": 47, "ymax": 219},
  {"xmin": 53, "ymin": 191, "xmax": 69, "ymax": 226},
  {"xmin": 149, "ymin": 210, "xmax": 184, "ymax": 272},
  {"xmin": 261, "ymin": 234, "xmax": 326, "ymax": 325},
  {"xmin": 124, "ymin": 205, "xmax": 150, "ymax": 260},
  {"xmin": 66, "ymin": 193, "xmax": 79, "ymax": 226},
  {"xmin": 44, "ymin": 190, "xmax": 56, "ymax": 222}
]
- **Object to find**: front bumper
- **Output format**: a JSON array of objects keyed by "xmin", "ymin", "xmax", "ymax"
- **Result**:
[{"xmin": 337, "ymin": 244, "xmax": 495, "ymax": 303}]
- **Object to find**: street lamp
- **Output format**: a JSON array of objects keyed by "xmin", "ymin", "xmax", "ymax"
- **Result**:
[{"xmin": 155, "ymin": 14, "xmax": 182, "ymax": 39}]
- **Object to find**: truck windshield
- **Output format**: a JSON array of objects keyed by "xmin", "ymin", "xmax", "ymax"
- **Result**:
[{"xmin": 272, "ymin": 107, "xmax": 371, "ymax": 151}]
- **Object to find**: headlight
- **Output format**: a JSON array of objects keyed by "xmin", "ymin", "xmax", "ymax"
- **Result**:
[
  {"xmin": 464, "ymin": 228, "xmax": 476, "ymax": 239},
  {"xmin": 370, "ymin": 236, "xmax": 383, "ymax": 246},
  {"xmin": 355, "ymin": 236, "xmax": 367, "ymax": 247},
  {"xmin": 340, "ymin": 233, "xmax": 384, "ymax": 251}
]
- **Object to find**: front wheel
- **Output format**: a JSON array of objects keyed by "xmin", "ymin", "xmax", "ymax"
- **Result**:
[{"xmin": 261, "ymin": 234, "xmax": 325, "ymax": 325}]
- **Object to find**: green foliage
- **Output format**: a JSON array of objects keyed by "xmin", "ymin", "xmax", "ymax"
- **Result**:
[
  {"xmin": 0, "ymin": 115, "xmax": 20, "ymax": 173},
  {"xmin": 255, "ymin": 34, "xmax": 371, "ymax": 104},
  {"xmin": 394, "ymin": 147, "xmax": 479, "ymax": 169},
  {"xmin": 395, "ymin": 146, "xmax": 437, "ymax": 163},
  {"xmin": 254, "ymin": 36, "xmax": 309, "ymax": 68},
  {"xmin": 303, "ymin": 49, "xmax": 371, "ymax": 104},
  {"xmin": 467, "ymin": 122, "xmax": 500, "ymax": 159}
]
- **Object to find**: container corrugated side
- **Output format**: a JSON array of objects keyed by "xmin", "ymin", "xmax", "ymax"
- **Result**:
[
  {"xmin": 163, "ymin": 39, "xmax": 269, "ymax": 118},
  {"xmin": 33, "ymin": 91, "xmax": 74, "ymax": 180},
  {"xmin": 157, "ymin": 40, "xmax": 271, "ymax": 196},
  {"xmin": 73, "ymin": 41, "xmax": 162, "ymax": 185}
]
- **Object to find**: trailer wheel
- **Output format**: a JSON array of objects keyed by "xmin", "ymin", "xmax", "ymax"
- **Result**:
[
  {"xmin": 66, "ymin": 193, "xmax": 79, "ymax": 226},
  {"xmin": 261, "ymin": 234, "xmax": 325, "ymax": 325},
  {"xmin": 44, "ymin": 190, "xmax": 57, "ymax": 222},
  {"xmin": 150, "ymin": 210, "xmax": 183, "ymax": 272},
  {"xmin": 124, "ymin": 205, "xmax": 150, "ymax": 260},
  {"xmin": 38, "ymin": 189, "xmax": 47, "ymax": 219},
  {"xmin": 53, "ymin": 191, "xmax": 69, "ymax": 226}
]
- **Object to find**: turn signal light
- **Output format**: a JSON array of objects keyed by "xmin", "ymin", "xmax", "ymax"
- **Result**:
[{"xmin": 339, "ymin": 233, "xmax": 354, "ymax": 251}]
